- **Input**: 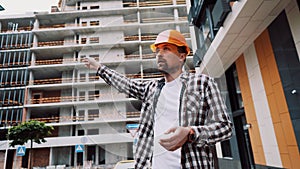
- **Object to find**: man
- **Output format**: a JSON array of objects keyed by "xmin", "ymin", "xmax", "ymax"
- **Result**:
[{"xmin": 84, "ymin": 29, "xmax": 232, "ymax": 168}]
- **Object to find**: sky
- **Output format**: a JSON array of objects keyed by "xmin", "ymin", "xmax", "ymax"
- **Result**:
[{"xmin": 0, "ymin": 0, "xmax": 59, "ymax": 15}]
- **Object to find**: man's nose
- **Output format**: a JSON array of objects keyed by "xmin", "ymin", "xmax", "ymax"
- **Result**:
[{"xmin": 156, "ymin": 50, "xmax": 163, "ymax": 58}]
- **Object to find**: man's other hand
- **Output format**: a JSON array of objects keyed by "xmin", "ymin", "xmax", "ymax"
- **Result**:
[{"xmin": 159, "ymin": 126, "xmax": 190, "ymax": 151}]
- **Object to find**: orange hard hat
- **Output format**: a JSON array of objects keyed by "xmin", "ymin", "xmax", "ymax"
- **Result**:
[{"xmin": 150, "ymin": 29, "xmax": 190, "ymax": 55}]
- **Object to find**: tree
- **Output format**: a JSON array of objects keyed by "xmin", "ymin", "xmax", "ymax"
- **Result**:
[{"xmin": 7, "ymin": 120, "xmax": 54, "ymax": 169}]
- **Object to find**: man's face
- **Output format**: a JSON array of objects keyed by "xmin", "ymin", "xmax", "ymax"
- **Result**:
[{"xmin": 155, "ymin": 43, "xmax": 185, "ymax": 74}]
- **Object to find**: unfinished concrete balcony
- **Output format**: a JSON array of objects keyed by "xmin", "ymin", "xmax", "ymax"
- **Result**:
[
  {"xmin": 33, "ymin": 58, "xmax": 80, "ymax": 66},
  {"xmin": 28, "ymin": 92, "xmax": 129, "ymax": 105},
  {"xmin": 36, "ymin": 39, "xmax": 76, "ymax": 47},
  {"xmin": 122, "ymin": 53, "xmax": 155, "ymax": 60},
  {"xmin": 139, "ymin": 0, "xmax": 173, "ymax": 7},
  {"xmin": 126, "ymin": 72, "xmax": 163, "ymax": 79},
  {"xmin": 123, "ymin": 0, "xmax": 186, "ymax": 8},
  {"xmin": 28, "ymin": 109, "xmax": 140, "ymax": 124},
  {"xmin": 0, "ymin": 25, "xmax": 33, "ymax": 33}
]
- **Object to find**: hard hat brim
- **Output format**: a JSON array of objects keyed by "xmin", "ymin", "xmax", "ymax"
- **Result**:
[{"xmin": 150, "ymin": 42, "xmax": 190, "ymax": 55}]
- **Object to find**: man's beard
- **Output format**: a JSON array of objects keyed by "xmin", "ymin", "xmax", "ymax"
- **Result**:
[
  {"xmin": 157, "ymin": 65, "xmax": 178, "ymax": 76},
  {"xmin": 157, "ymin": 62, "xmax": 169, "ymax": 74},
  {"xmin": 158, "ymin": 68, "xmax": 168, "ymax": 75}
]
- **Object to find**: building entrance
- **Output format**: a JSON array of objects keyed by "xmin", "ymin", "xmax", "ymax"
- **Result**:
[{"xmin": 233, "ymin": 110, "xmax": 255, "ymax": 169}]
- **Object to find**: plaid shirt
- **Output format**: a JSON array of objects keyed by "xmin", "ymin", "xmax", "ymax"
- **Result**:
[{"xmin": 97, "ymin": 65, "xmax": 232, "ymax": 169}]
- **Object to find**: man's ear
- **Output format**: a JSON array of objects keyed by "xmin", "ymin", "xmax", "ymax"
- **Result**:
[{"xmin": 179, "ymin": 53, "xmax": 186, "ymax": 62}]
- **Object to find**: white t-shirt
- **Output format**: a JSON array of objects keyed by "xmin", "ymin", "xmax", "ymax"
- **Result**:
[{"xmin": 152, "ymin": 76, "xmax": 182, "ymax": 169}]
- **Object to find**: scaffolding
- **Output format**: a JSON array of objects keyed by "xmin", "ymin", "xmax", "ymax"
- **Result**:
[{"xmin": 0, "ymin": 32, "xmax": 32, "ymax": 127}]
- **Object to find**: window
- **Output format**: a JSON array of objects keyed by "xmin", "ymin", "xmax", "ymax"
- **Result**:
[
  {"xmin": 78, "ymin": 129, "xmax": 84, "ymax": 136},
  {"xmin": 79, "ymin": 55, "xmax": 86, "ymax": 62},
  {"xmin": 90, "ymin": 20, "xmax": 100, "ymax": 26},
  {"xmin": 87, "ymin": 129, "xmax": 99, "ymax": 135},
  {"xmin": 90, "ymin": 37, "xmax": 99, "ymax": 44},
  {"xmin": 88, "ymin": 72, "xmax": 98, "ymax": 81},
  {"xmin": 90, "ymin": 6, "xmax": 99, "ymax": 10},
  {"xmin": 202, "ymin": 17, "xmax": 211, "ymax": 41},
  {"xmin": 98, "ymin": 146, "xmax": 105, "ymax": 164},
  {"xmin": 87, "ymin": 146, "xmax": 96, "ymax": 163},
  {"xmin": 90, "ymin": 54, "xmax": 99, "ymax": 60},
  {"xmin": 81, "ymin": 37, "xmax": 87, "ymax": 44},
  {"xmin": 0, "ymin": 108, "xmax": 23, "ymax": 128},
  {"xmin": 233, "ymin": 69, "xmax": 243, "ymax": 109},
  {"xmin": 32, "ymin": 93, "xmax": 41, "ymax": 104},
  {"xmin": 81, "ymin": 22, "xmax": 87, "ymax": 26},
  {"xmin": 78, "ymin": 110, "xmax": 85, "ymax": 121},
  {"xmin": 79, "ymin": 73, "xmax": 86, "ymax": 82},
  {"xmin": 88, "ymin": 90, "xmax": 100, "ymax": 100},
  {"xmin": 79, "ymin": 91, "xmax": 85, "ymax": 101},
  {"xmin": 0, "ymin": 69, "xmax": 28, "ymax": 87},
  {"xmin": 82, "ymin": 6, "xmax": 88, "ymax": 10},
  {"xmin": 88, "ymin": 109, "xmax": 99, "ymax": 121}
]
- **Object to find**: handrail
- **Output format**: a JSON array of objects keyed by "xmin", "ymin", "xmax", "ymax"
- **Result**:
[
  {"xmin": 0, "ymin": 99, "xmax": 23, "ymax": 106},
  {"xmin": 139, "ymin": 0, "xmax": 173, "ymax": 7},
  {"xmin": 29, "ymin": 111, "xmax": 140, "ymax": 123},
  {"xmin": 0, "ymin": 26, "xmax": 33, "ymax": 33},
  {"xmin": 29, "ymin": 93, "xmax": 125, "ymax": 104}
]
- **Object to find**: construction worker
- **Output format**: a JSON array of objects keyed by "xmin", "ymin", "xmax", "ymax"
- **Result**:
[{"xmin": 84, "ymin": 29, "xmax": 232, "ymax": 168}]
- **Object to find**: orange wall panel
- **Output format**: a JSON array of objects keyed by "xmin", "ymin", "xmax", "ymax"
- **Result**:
[
  {"xmin": 235, "ymin": 55, "xmax": 266, "ymax": 165},
  {"xmin": 254, "ymin": 29, "xmax": 299, "ymax": 169}
]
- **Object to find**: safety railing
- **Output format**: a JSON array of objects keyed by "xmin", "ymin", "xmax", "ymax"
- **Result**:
[
  {"xmin": 176, "ymin": 0, "xmax": 186, "ymax": 5},
  {"xmin": 141, "ymin": 34, "xmax": 157, "ymax": 41},
  {"xmin": 37, "ymin": 40, "xmax": 67, "ymax": 47},
  {"xmin": 0, "ymin": 62, "xmax": 30, "ymax": 68},
  {"xmin": 126, "ymin": 72, "xmax": 163, "ymax": 79},
  {"xmin": 123, "ymin": 53, "xmax": 155, "ymax": 60},
  {"xmin": 141, "ymin": 17, "xmax": 174, "ymax": 23},
  {"xmin": 0, "ymin": 99, "xmax": 23, "ymax": 107},
  {"xmin": 0, "ymin": 26, "xmax": 33, "ymax": 33},
  {"xmin": 34, "ymin": 58, "xmax": 80, "ymax": 65},
  {"xmin": 124, "ymin": 54, "xmax": 140, "ymax": 60},
  {"xmin": 29, "ymin": 93, "xmax": 125, "ymax": 104},
  {"xmin": 31, "ymin": 75, "xmax": 99, "ymax": 85},
  {"xmin": 139, "ymin": 0, "xmax": 173, "ymax": 7},
  {"xmin": 30, "ymin": 111, "xmax": 140, "ymax": 123},
  {"xmin": 124, "ymin": 35, "xmax": 139, "ymax": 41},
  {"xmin": 123, "ymin": 1, "xmax": 137, "ymax": 7}
]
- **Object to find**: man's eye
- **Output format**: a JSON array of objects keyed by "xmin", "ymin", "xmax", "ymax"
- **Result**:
[{"xmin": 163, "ymin": 47, "xmax": 170, "ymax": 51}]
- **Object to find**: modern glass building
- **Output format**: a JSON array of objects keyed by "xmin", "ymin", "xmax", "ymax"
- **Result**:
[{"xmin": 188, "ymin": 0, "xmax": 300, "ymax": 169}]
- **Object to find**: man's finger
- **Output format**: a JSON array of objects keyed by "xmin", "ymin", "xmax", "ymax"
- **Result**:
[{"xmin": 164, "ymin": 127, "xmax": 177, "ymax": 134}]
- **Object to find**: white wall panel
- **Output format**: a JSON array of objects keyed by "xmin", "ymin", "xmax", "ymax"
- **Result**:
[{"xmin": 244, "ymin": 43, "xmax": 282, "ymax": 167}]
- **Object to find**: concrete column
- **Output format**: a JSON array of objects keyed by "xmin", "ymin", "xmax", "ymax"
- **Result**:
[
  {"xmin": 172, "ymin": 0, "xmax": 177, "ymax": 5},
  {"xmin": 33, "ymin": 18, "xmax": 39, "ymax": 30},
  {"xmin": 74, "ymin": 151, "xmax": 77, "ymax": 166},
  {"xmin": 31, "ymin": 52, "xmax": 36, "ymax": 66},
  {"xmin": 137, "ymin": 11, "xmax": 141, "ymax": 24},
  {"xmin": 175, "ymin": 9, "xmax": 180, "ymax": 31},
  {"xmin": 174, "ymin": 8, "xmax": 179, "ymax": 21},
  {"xmin": 29, "ymin": 70, "xmax": 34, "ymax": 85},
  {"xmin": 49, "ymin": 147, "xmax": 53, "ymax": 165},
  {"xmin": 32, "ymin": 34, "xmax": 38, "ymax": 47},
  {"xmin": 95, "ymin": 146, "xmax": 99, "ymax": 165}
]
